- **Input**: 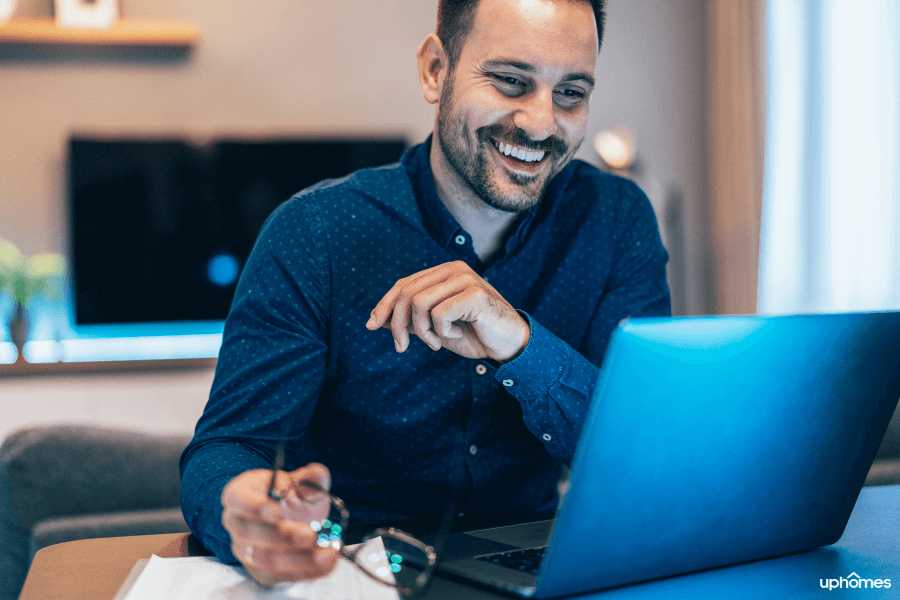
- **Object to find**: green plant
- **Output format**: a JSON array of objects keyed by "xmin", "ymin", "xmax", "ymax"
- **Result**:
[{"xmin": 0, "ymin": 237, "xmax": 66, "ymax": 309}]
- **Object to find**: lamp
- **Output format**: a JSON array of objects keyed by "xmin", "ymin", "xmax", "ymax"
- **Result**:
[{"xmin": 593, "ymin": 125, "xmax": 638, "ymax": 175}]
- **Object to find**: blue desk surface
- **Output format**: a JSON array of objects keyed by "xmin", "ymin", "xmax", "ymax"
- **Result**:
[{"xmin": 576, "ymin": 485, "xmax": 899, "ymax": 599}]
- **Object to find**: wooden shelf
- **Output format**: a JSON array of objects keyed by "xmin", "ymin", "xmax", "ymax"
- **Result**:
[
  {"xmin": 0, "ymin": 355, "xmax": 216, "ymax": 377},
  {"xmin": 0, "ymin": 18, "xmax": 199, "ymax": 47}
]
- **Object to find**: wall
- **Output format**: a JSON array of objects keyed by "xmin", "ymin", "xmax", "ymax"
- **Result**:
[{"xmin": 0, "ymin": 0, "xmax": 710, "ymax": 440}]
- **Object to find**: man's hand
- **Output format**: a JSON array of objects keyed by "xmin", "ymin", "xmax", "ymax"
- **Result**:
[
  {"xmin": 221, "ymin": 463, "xmax": 338, "ymax": 588},
  {"xmin": 366, "ymin": 261, "xmax": 530, "ymax": 363}
]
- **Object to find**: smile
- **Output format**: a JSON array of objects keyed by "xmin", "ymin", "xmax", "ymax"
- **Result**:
[{"xmin": 494, "ymin": 141, "xmax": 546, "ymax": 164}]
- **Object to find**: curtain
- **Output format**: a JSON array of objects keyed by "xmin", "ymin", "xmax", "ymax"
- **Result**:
[
  {"xmin": 707, "ymin": 0, "xmax": 767, "ymax": 315},
  {"xmin": 758, "ymin": 0, "xmax": 900, "ymax": 314}
]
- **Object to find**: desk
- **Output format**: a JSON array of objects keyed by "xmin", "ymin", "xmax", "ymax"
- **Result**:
[{"xmin": 19, "ymin": 485, "xmax": 900, "ymax": 600}]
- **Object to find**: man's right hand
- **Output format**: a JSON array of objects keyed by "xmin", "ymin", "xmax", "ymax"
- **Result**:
[{"xmin": 221, "ymin": 463, "xmax": 339, "ymax": 587}]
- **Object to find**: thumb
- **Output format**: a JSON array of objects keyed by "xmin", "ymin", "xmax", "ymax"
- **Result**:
[
  {"xmin": 282, "ymin": 463, "xmax": 333, "ymax": 524},
  {"xmin": 290, "ymin": 462, "xmax": 331, "ymax": 492}
]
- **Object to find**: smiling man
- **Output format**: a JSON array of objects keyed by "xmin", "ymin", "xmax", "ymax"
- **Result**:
[{"xmin": 180, "ymin": 0, "xmax": 670, "ymax": 588}]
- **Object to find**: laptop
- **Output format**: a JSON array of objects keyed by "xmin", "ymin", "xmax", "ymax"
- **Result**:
[{"xmin": 436, "ymin": 312, "xmax": 900, "ymax": 598}]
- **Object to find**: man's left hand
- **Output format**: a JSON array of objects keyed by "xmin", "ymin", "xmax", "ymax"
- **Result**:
[{"xmin": 366, "ymin": 261, "xmax": 530, "ymax": 363}]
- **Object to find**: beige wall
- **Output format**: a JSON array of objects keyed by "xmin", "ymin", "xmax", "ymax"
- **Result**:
[{"xmin": 0, "ymin": 0, "xmax": 710, "ymax": 438}]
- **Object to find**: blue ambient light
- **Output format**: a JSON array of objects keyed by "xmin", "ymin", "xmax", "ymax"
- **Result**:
[{"xmin": 207, "ymin": 254, "xmax": 239, "ymax": 287}]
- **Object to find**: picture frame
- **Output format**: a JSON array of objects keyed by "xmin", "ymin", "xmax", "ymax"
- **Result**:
[{"xmin": 54, "ymin": 0, "xmax": 118, "ymax": 29}]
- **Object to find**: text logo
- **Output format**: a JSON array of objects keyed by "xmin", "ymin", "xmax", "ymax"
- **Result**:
[{"xmin": 820, "ymin": 572, "xmax": 891, "ymax": 590}]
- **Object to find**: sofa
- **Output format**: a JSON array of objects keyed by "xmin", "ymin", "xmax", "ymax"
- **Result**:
[{"xmin": 0, "ymin": 426, "xmax": 191, "ymax": 600}]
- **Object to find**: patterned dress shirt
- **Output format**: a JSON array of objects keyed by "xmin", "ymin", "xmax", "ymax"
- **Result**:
[{"xmin": 180, "ymin": 135, "xmax": 671, "ymax": 562}]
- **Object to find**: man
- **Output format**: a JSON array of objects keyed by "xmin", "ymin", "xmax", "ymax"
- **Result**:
[{"xmin": 180, "ymin": 0, "xmax": 670, "ymax": 587}]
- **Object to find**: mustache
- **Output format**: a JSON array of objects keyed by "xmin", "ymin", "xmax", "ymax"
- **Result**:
[{"xmin": 477, "ymin": 124, "xmax": 567, "ymax": 157}]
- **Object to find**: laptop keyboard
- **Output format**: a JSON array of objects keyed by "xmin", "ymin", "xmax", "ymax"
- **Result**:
[{"xmin": 476, "ymin": 546, "xmax": 547, "ymax": 576}]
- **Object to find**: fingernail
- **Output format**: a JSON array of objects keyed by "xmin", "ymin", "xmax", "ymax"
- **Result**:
[
  {"xmin": 365, "ymin": 313, "xmax": 375, "ymax": 329},
  {"xmin": 394, "ymin": 339, "xmax": 402, "ymax": 352}
]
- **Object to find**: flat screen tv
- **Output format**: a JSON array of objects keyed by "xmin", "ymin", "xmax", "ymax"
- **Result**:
[{"xmin": 68, "ymin": 136, "xmax": 408, "ymax": 326}]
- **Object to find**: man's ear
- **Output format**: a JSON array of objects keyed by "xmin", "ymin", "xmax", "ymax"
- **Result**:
[{"xmin": 417, "ymin": 33, "xmax": 448, "ymax": 105}]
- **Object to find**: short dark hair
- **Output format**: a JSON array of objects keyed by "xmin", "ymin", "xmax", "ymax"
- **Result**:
[{"xmin": 436, "ymin": 0, "xmax": 606, "ymax": 66}]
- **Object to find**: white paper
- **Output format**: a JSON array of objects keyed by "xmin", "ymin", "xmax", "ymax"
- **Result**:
[{"xmin": 119, "ymin": 538, "xmax": 400, "ymax": 600}]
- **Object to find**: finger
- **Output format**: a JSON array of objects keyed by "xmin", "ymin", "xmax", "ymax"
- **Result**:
[
  {"xmin": 366, "ymin": 263, "xmax": 446, "ymax": 330},
  {"xmin": 289, "ymin": 462, "xmax": 331, "ymax": 492},
  {"xmin": 240, "ymin": 545, "xmax": 339, "ymax": 587},
  {"xmin": 367, "ymin": 262, "xmax": 471, "ymax": 333},
  {"xmin": 409, "ymin": 277, "xmax": 474, "ymax": 349},
  {"xmin": 389, "ymin": 292, "xmax": 413, "ymax": 353},
  {"xmin": 222, "ymin": 469, "xmax": 291, "ymax": 525},
  {"xmin": 391, "ymin": 267, "xmax": 472, "ymax": 351},
  {"xmin": 379, "ymin": 320, "xmax": 464, "ymax": 341},
  {"xmin": 431, "ymin": 287, "xmax": 484, "ymax": 337},
  {"xmin": 224, "ymin": 509, "xmax": 320, "ymax": 552},
  {"xmin": 411, "ymin": 297, "xmax": 443, "ymax": 351}
]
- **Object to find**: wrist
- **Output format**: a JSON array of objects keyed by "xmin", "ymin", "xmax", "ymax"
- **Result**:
[{"xmin": 493, "ymin": 314, "xmax": 531, "ymax": 364}]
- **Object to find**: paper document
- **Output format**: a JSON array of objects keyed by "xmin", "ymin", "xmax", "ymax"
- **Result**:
[{"xmin": 118, "ymin": 538, "xmax": 400, "ymax": 600}]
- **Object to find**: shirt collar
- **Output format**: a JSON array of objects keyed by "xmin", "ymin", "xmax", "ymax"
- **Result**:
[{"xmin": 402, "ymin": 134, "xmax": 464, "ymax": 249}]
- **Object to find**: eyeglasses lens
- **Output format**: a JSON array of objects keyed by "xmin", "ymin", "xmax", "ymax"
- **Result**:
[{"xmin": 354, "ymin": 534, "xmax": 430, "ymax": 593}]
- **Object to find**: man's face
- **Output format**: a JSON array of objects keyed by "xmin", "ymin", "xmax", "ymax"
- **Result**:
[{"xmin": 436, "ymin": 0, "xmax": 598, "ymax": 213}]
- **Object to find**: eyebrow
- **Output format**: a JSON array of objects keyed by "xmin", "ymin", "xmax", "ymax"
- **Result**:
[{"xmin": 481, "ymin": 59, "xmax": 596, "ymax": 88}]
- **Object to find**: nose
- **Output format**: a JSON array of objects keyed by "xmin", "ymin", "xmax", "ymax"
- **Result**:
[{"xmin": 512, "ymin": 89, "xmax": 558, "ymax": 142}]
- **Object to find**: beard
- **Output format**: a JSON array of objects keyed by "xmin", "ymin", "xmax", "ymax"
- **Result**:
[{"xmin": 436, "ymin": 73, "xmax": 581, "ymax": 213}]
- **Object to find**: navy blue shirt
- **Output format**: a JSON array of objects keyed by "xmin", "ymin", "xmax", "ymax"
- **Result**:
[{"xmin": 180, "ymin": 137, "xmax": 671, "ymax": 562}]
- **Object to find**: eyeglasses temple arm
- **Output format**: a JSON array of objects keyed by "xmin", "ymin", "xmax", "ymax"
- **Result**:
[{"xmin": 267, "ymin": 442, "xmax": 286, "ymax": 501}]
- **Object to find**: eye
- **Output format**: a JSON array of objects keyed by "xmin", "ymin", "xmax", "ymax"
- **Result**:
[
  {"xmin": 491, "ymin": 74, "xmax": 527, "ymax": 96},
  {"xmin": 553, "ymin": 87, "xmax": 587, "ymax": 108}
]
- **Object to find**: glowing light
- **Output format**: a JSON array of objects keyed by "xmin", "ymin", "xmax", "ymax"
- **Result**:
[
  {"xmin": 206, "ymin": 253, "xmax": 239, "ymax": 287},
  {"xmin": 593, "ymin": 126, "xmax": 636, "ymax": 170}
]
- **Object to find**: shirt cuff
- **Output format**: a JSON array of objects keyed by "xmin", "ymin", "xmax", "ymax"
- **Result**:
[{"xmin": 492, "ymin": 311, "xmax": 570, "ymax": 401}]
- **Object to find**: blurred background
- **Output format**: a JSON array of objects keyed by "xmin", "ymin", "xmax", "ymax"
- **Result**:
[{"xmin": 1, "ymin": 0, "xmax": 898, "ymax": 441}]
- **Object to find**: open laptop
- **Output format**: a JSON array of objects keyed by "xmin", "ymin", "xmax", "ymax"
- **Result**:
[{"xmin": 436, "ymin": 312, "xmax": 900, "ymax": 598}]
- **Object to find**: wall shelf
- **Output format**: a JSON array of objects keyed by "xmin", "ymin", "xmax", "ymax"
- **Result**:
[
  {"xmin": 0, "ymin": 356, "xmax": 216, "ymax": 377},
  {"xmin": 0, "ymin": 18, "xmax": 199, "ymax": 47}
]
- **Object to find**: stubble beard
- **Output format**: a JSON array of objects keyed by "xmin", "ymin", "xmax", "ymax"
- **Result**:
[{"xmin": 436, "ymin": 71, "xmax": 582, "ymax": 214}]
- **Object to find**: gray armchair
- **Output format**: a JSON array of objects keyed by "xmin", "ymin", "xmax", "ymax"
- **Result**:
[{"xmin": 0, "ymin": 425, "xmax": 191, "ymax": 600}]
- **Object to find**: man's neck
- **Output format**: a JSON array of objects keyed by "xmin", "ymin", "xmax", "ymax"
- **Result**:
[{"xmin": 429, "ymin": 134, "xmax": 520, "ymax": 264}]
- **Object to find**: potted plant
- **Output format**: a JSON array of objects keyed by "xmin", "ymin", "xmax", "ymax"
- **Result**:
[{"xmin": 0, "ymin": 237, "xmax": 66, "ymax": 360}]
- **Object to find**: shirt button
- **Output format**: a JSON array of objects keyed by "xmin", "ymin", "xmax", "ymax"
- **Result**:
[
  {"xmin": 476, "ymin": 364, "xmax": 487, "ymax": 375},
  {"xmin": 542, "ymin": 433, "xmax": 552, "ymax": 441},
  {"xmin": 502, "ymin": 379, "xmax": 514, "ymax": 387},
  {"xmin": 469, "ymin": 444, "xmax": 478, "ymax": 455},
  {"xmin": 455, "ymin": 234, "xmax": 466, "ymax": 245}
]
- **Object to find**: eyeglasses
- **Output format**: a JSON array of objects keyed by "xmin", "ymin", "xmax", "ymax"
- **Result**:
[{"xmin": 266, "ymin": 436, "xmax": 461, "ymax": 596}]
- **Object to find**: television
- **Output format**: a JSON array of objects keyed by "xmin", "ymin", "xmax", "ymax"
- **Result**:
[{"xmin": 67, "ymin": 136, "xmax": 408, "ymax": 327}]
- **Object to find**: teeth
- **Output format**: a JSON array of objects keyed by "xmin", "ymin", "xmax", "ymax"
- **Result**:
[{"xmin": 495, "ymin": 141, "xmax": 545, "ymax": 163}]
